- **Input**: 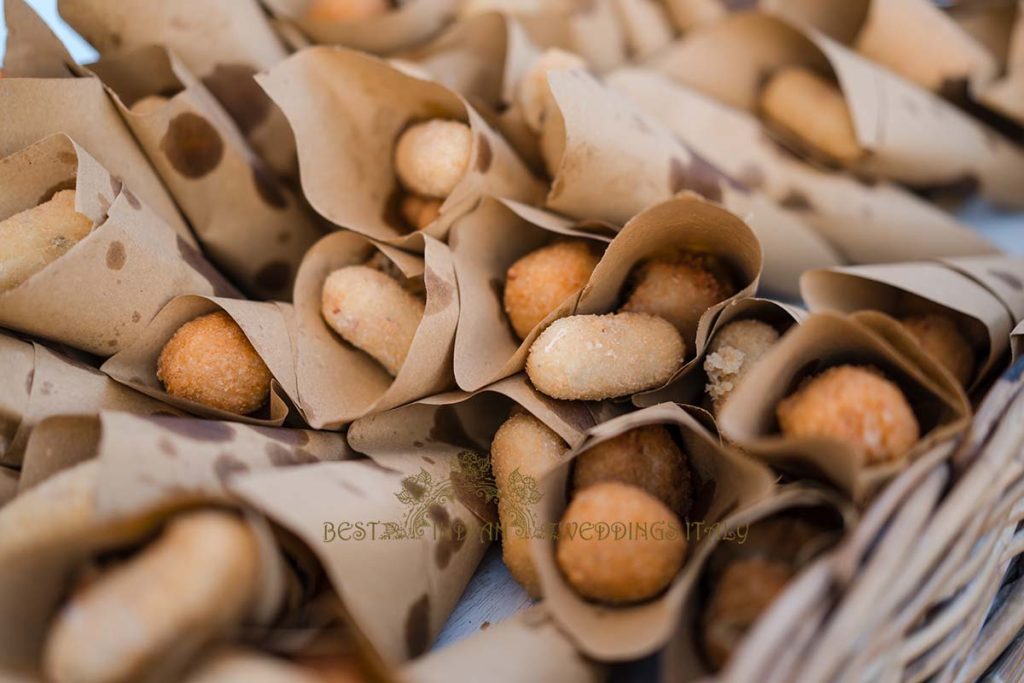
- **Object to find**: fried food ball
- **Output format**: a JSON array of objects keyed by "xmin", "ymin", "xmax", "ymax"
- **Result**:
[
  {"xmin": 527, "ymin": 312, "xmax": 685, "ymax": 400},
  {"xmin": 44, "ymin": 511, "xmax": 262, "ymax": 683},
  {"xmin": 776, "ymin": 365, "xmax": 920, "ymax": 465},
  {"xmin": 130, "ymin": 95, "xmax": 169, "ymax": 115},
  {"xmin": 157, "ymin": 311, "xmax": 273, "ymax": 415},
  {"xmin": 700, "ymin": 557, "xmax": 792, "ymax": 671},
  {"xmin": 704, "ymin": 319, "xmax": 780, "ymax": 413},
  {"xmin": 556, "ymin": 482, "xmax": 687, "ymax": 604},
  {"xmin": 394, "ymin": 120, "xmax": 473, "ymax": 198},
  {"xmin": 621, "ymin": 252, "xmax": 735, "ymax": 345},
  {"xmin": 0, "ymin": 189, "xmax": 93, "ymax": 292},
  {"xmin": 760, "ymin": 67, "xmax": 863, "ymax": 165},
  {"xmin": 517, "ymin": 48, "xmax": 587, "ymax": 133},
  {"xmin": 900, "ymin": 313, "xmax": 974, "ymax": 386},
  {"xmin": 399, "ymin": 194, "xmax": 443, "ymax": 232},
  {"xmin": 321, "ymin": 265, "xmax": 425, "ymax": 376},
  {"xmin": 491, "ymin": 411, "xmax": 569, "ymax": 597},
  {"xmin": 503, "ymin": 240, "xmax": 600, "ymax": 340},
  {"xmin": 573, "ymin": 425, "xmax": 693, "ymax": 517},
  {"xmin": 306, "ymin": 0, "xmax": 391, "ymax": 22}
]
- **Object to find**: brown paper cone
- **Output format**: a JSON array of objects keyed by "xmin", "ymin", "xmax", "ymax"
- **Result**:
[
  {"xmin": 651, "ymin": 13, "xmax": 1024, "ymax": 208},
  {"xmin": 100, "ymin": 295, "xmax": 300, "ymax": 426},
  {"xmin": 606, "ymin": 67, "xmax": 999, "ymax": 264},
  {"xmin": 2, "ymin": 0, "xmax": 78, "ymax": 78},
  {"xmin": 717, "ymin": 312, "xmax": 971, "ymax": 503},
  {"xmin": 0, "ymin": 409, "xmax": 334, "ymax": 674},
  {"xmin": 0, "ymin": 331, "xmax": 181, "ymax": 467},
  {"xmin": 974, "ymin": 3, "xmax": 1024, "ymax": 126},
  {"xmin": 397, "ymin": 12, "xmax": 542, "ymax": 121},
  {"xmin": 612, "ymin": 0, "xmax": 677, "ymax": 61},
  {"xmin": 634, "ymin": 297, "xmax": 806, "ymax": 408},
  {"xmin": 18, "ymin": 411, "xmax": 350, "ymax": 510},
  {"xmin": 83, "ymin": 45, "xmax": 325, "ymax": 300},
  {"xmin": 801, "ymin": 262, "xmax": 1016, "ymax": 390},
  {"xmin": 348, "ymin": 373, "xmax": 597, "ymax": 456},
  {"xmin": 0, "ymin": 332, "xmax": 36, "ymax": 464},
  {"xmin": 940, "ymin": 254, "xmax": 1024, "ymax": 325},
  {"xmin": 978, "ymin": 70, "xmax": 1024, "ymax": 129},
  {"xmin": 0, "ymin": 467, "xmax": 17, "ymax": 508},
  {"xmin": 0, "ymin": 134, "xmax": 232, "ymax": 357},
  {"xmin": 0, "ymin": 0, "xmax": 193, "ymax": 244},
  {"xmin": 291, "ymin": 232, "xmax": 459, "ymax": 429},
  {"xmin": 57, "ymin": 0, "xmax": 299, "ymax": 182},
  {"xmin": 267, "ymin": 13, "xmax": 314, "ymax": 52},
  {"xmin": 764, "ymin": 0, "xmax": 999, "ymax": 93},
  {"xmin": 283, "ymin": 372, "xmax": 593, "ymax": 663},
  {"xmin": 575, "ymin": 194, "xmax": 763, "ymax": 362},
  {"xmin": 660, "ymin": 485, "xmax": 854, "ymax": 680},
  {"xmin": 450, "ymin": 196, "xmax": 614, "ymax": 392},
  {"xmin": 402, "ymin": 605, "xmax": 604, "ymax": 683},
  {"xmin": 542, "ymin": 68, "xmax": 842, "ymax": 297},
  {"xmin": 257, "ymin": 46, "xmax": 545, "ymax": 245},
  {"xmin": 461, "ymin": 0, "xmax": 630, "ymax": 73},
  {"xmin": 396, "ymin": 13, "xmax": 557, "ymax": 173},
  {"xmin": 0, "ymin": 461, "xmax": 163, "ymax": 675},
  {"xmin": 262, "ymin": 0, "xmax": 459, "ymax": 55},
  {"xmin": 230, "ymin": 451, "xmax": 490, "ymax": 665},
  {"xmin": 397, "ymin": 12, "xmax": 515, "ymax": 110},
  {"xmin": 556, "ymin": 0, "xmax": 630, "ymax": 73},
  {"xmin": 947, "ymin": 1, "xmax": 1018, "ymax": 63},
  {"xmin": 530, "ymin": 402, "xmax": 776, "ymax": 661}
]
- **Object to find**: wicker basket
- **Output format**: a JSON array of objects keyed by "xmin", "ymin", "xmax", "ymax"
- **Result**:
[{"xmin": 706, "ymin": 357, "xmax": 1024, "ymax": 682}]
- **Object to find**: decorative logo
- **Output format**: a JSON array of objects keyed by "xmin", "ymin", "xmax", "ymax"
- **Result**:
[
  {"xmin": 392, "ymin": 450, "xmax": 500, "ymax": 540},
  {"xmin": 322, "ymin": 450, "xmax": 503, "ymax": 543},
  {"xmin": 322, "ymin": 449, "xmax": 750, "ymax": 545}
]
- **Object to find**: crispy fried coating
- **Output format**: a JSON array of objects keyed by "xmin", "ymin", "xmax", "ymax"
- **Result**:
[
  {"xmin": 158, "ymin": 311, "xmax": 273, "ymax": 415},
  {"xmin": 44, "ymin": 511, "xmax": 261, "ymax": 683},
  {"xmin": 621, "ymin": 252, "xmax": 735, "ymax": 345},
  {"xmin": 527, "ymin": 312, "xmax": 685, "ymax": 400},
  {"xmin": 704, "ymin": 319, "xmax": 780, "ymax": 413},
  {"xmin": 700, "ymin": 557, "xmax": 793, "ymax": 671},
  {"xmin": 573, "ymin": 425, "xmax": 693, "ymax": 517},
  {"xmin": 399, "ymin": 194, "xmax": 443, "ymax": 232},
  {"xmin": 776, "ymin": 365, "xmax": 920, "ymax": 465},
  {"xmin": 306, "ymin": 0, "xmax": 390, "ymax": 22},
  {"xmin": 503, "ymin": 240, "xmax": 600, "ymax": 340},
  {"xmin": 321, "ymin": 265, "xmax": 425, "ymax": 376},
  {"xmin": 394, "ymin": 120, "xmax": 472, "ymax": 198},
  {"xmin": 900, "ymin": 313, "xmax": 975, "ymax": 386},
  {"xmin": 556, "ymin": 482, "xmax": 687, "ymax": 604},
  {"xmin": 0, "ymin": 189, "xmax": 93, "ymax": 292},
  {"xmin": 491, "ymin": 411, "xmax": 569, "ymax": 597},
  {"xmin": 760, "ymin": 67, "xmax": 863, "ymax": 165}
]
